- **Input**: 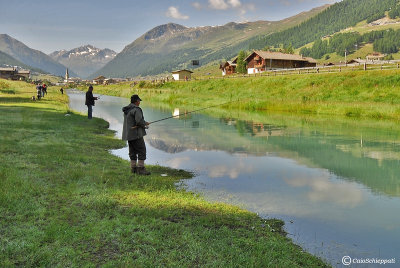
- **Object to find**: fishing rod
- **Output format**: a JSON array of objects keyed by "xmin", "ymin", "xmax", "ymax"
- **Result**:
[{"xmin": 131, "ymin": 99, "xmax": 237, "ymax": 129}]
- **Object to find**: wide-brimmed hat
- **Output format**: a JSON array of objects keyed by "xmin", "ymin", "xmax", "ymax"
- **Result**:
[{"xmin": 131, "ymin": 94, "xmax": 142, "ymax": 102}]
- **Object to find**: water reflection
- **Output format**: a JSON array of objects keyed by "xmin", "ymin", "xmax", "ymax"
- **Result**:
[
  {"xmin": 68, "ymin": 91, "xmax": 400, "ymax": 266},
  {"xmin": 284, "ymin": 176, "xmax": 364, "ymax": 208}
]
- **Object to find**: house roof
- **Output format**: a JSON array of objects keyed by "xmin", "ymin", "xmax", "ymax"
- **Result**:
[
  {"xmin": 171, "ymin": 69, "xmax": 193, "ymax": 74},
  {"xmin": 367, "ymin": 52, "xmax": 385, "ymax": 57},
  {"xmin": 347, "ymin": 59, "xmax": 365, "ymax": 64},
  {"xmin": 245, "ymin": 50, "xmax": 317, "ymax": 63},
  {"xmin": 0, "ymin": 67, "xmax": 16, "ymax": 71},
  {"xmin": 17, "ymin": 70, "xmax": 30, "ymax": 74},
  {"xmin": 221, "ymin": 61, "xmax": 237, "ymax": 68}
]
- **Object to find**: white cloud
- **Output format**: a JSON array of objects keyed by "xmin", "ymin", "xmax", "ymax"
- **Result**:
[
  {"xmin": 165, "ymin": 6, "xmax": 189, "ymax": 20},
  {"xmin": 192, "ymin": 2, "xmax": 202, "ymax": 10},
  {"xmin": 228, "ymin": 0, "xmax": 241, "ymax": 8},
  {"xmin": 208, "ymin": 0, "xmax": 243, "ymax": 9},
  {"xmin": 208, "ymin": 0, "xmax": 229, "ymax": 10},
  {"xmin": 207, "ymin": 0, "xmax": 255, "ymax": 18}
]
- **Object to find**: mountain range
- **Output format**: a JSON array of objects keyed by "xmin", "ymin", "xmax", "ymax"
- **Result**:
[
  {"xmin": 0, "ymin": 34, "xmax": 77, "ymax": 77},
  {"xmin": 91, "ymin": 4, "xmax": 328, "ymax": 78},
  {"xmin": 49, "ymin": 45, "xmax": 116, "ymax": 78},
  {"xmin": 1, "ymin": 0, "xmax": 398, "ymax": 79},
  {"xmin": 0, "ymin": 3, "xmax": 326, "ymax": 79}
]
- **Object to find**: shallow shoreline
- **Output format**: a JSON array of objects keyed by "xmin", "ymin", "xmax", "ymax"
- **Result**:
[{"xmin": 0, "ymin": 79, "xmax": 329, "ymax": 266}]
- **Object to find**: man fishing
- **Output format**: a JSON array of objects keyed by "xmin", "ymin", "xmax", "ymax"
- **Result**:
[
  {"xmin": 85, "ymin": 85, "xmax": 98, "ymax": 119},
  {"xmin": 122, "ymin": 94, "xmax": 151, "ymax": 175}
]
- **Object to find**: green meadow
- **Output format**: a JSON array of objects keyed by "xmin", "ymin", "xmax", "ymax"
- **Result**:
[
  {"xmin": 0, "ymin": 79, "xmax": 328, "ymax": 267},
  {"xmin": 85, "ymin": 68, "xmax": 400, "ymax": 120}
]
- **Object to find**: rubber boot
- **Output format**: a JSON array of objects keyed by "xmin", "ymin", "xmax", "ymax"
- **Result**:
[
  {"xmin": 130, "ymin": 160, "xmax": 137, "ymax": 174},
  {"xmin": 137, "ymin": 160, "xmax": 151, "ymax": 175}
]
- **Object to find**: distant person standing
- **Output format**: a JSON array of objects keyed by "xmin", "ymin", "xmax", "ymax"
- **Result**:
[
  {"xmin": 42, "ymin": 84, "xmax": 47, "ymax": 96},
  {"xmin": 122, "ymin": 94, "xmax": 151, "ymax": 175},
  {"xmin": 85, "ymin": 85, "xmax": 98, "ymax": 119},
  {"xmin": 36, "ymin": 84, "xmax": 42, "ymax": 100},
  {"xmin": 60, "ymin": 87, "xmax": 64, "ymax": 95}
]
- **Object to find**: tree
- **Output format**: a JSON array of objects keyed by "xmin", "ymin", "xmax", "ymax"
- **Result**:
[
  {"xmin": 282, "ymin": 44, "xmax": 294, "ymax": 54},
  {"xmin": 237, "ymin": 50, "xmax": 247, "ymax": 74},
  {"xmin": 249, "ymin": 0, "xmax": 398, "ymax": 51}
]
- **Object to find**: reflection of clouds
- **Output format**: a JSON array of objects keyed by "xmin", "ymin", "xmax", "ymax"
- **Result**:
[
  {"xmin": 167, "ymin": 157, "xmax": 190, "ymax": 169},
  {"xmin": 99, "ymin": 114, "xmax": 123, "ymax": 137},
  {"xmin": 207, "ymin": 161, "xmax": 253, "ymax": 179},
  {"xmin": 285, "ymin": 176, "xmax": 364, "ymax": 208}
]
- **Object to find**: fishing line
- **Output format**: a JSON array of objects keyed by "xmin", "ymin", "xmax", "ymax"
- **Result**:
[{"xmin": 131, "ymin": 98, "xmax": 243, "ymax": 129}]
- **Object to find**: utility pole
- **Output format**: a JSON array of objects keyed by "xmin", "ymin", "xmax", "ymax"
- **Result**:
[{"xmin": 345, "ymin": 49, "xmax": 347, "ymax": 66}]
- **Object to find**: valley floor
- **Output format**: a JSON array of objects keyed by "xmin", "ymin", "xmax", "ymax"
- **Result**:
[
  {"xmin": 84, "ymin": 68, "xmax": 400, "ymax": 121},
  {"xmin": 0, "ymin": 79, "xmax": 329, "ymax": 267}
]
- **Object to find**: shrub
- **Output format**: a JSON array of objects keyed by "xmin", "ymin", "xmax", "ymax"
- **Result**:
[{"xmin": 0, "ymin": 80, "xmax": 10, "ymax": 90}]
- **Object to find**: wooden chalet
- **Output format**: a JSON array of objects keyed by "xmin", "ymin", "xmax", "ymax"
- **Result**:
[
  {"xmin": 0, "ymin": 67, "xmax": 30, "ymax": 80},
  {"xmin": 104, "ymin": 78, "xmax": 117, "ymax": 85},
  {"xmin": 245, "ymin": 50, "xmax": 317, "ymax": 74},
  {"xmin": 220, "ymin": 57, "xmax": 237, "ymax": 76},
  {"xmin": 15, "ymin": 70, "xmax": 30, "ymax": 80},
  {"xmin": 92, "ymin": 75, "xmax": 106, "ymax": 85},
  {"xmin": 366, "ymin": 52, "xmax": 385, "ymax": 61},
  {"xmin": 172, "ymin": 69, "xmax": 193, "ymax": 81}
]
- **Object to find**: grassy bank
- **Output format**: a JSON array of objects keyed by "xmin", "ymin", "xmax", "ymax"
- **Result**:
[
  {"xmin": 83, "ymin": 69, "xmax": 400, "ymax": 120},
  {"xmin": 0, "ymin": 79, "xmax": 328, "ymax": 267}
]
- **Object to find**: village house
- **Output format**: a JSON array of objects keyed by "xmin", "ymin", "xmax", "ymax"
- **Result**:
[
  {"xmin": 244, "ymin": 50, "xmax": 317, "ymax": 74},
  {"xmin": 172, "ymin": 69, "xmax": 193, "ymax": 81},
  {"xmin": 16, "ymin": 70, "xmax": 30, "ymax": 80},
  {"xmin": 366, "ymin": 52, "xmax": 385, "ymax": 61},
  {"xmin": 0, "ymin": 67, "xmax": 30, "ymax": 80},
  {"xmin": 220, "ymin": 57, "xmax": 237, "ymax": 76},
  {"xmin": 104, "ymin": 78, "xmax": 117, "ymax": 85},
  {"xmin": 92, "ymin": 75, "xmax": 106, "ymax": 85}
]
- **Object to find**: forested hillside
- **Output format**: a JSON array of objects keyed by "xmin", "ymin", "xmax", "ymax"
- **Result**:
[
  {"xmin": 249, "ymin": 0, "xmax": 399, "ymax": 50},
  {"xmin": 300, "ymin": 29, "xmax": 400, "ymax": 59}
]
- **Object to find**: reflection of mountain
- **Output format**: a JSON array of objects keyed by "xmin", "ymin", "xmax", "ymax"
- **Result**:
[
  {"xmin": 148, "ymin": 137, "xmax": 187, "ymax": 153},
  {"xmin": 145, "ymin": 106, "xmax": 400, "ymax": 198}
]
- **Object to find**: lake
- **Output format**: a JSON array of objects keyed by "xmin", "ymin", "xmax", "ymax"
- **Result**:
[{"xmin": 68, "ymin": 90, "xmax": 400, "ymax": 267}]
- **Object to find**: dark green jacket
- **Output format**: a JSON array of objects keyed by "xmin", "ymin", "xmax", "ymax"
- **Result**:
[{"xmin": 122, "ymin": 103, "xmax": 147, "ymax": 141}]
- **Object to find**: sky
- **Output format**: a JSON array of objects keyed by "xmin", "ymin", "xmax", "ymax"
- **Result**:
[{"xmin": 0, "ymin": 0, "xmax": 339, "ymax": 54}]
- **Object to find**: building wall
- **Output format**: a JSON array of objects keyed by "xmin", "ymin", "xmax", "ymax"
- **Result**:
[
  {"xmin": 247, "ymin": 68, "xmax": 262, "ymax": 74},
  {"xmin": 0, "ymin": 71, "xmax": 15, "ymax": 79},
  {"xmin": 173, "ymin": 71, "xmax": 192, "ymax": 80},
  {"xmin": 172, "ymin": 74, "xmax": 180, "ymax": 81},
  {"xmin": 0, "ymin": 70, "xmax": 29, "ymax": 80}
]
